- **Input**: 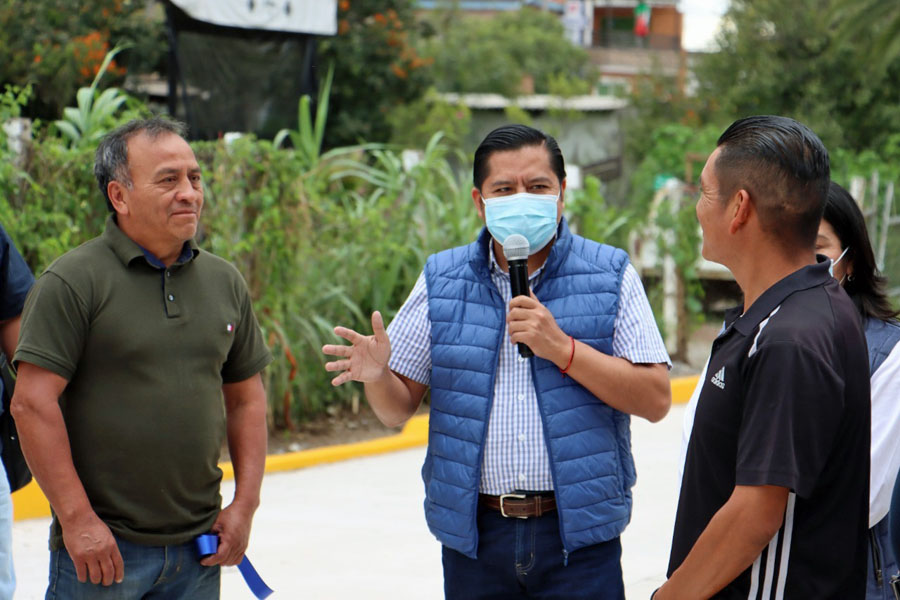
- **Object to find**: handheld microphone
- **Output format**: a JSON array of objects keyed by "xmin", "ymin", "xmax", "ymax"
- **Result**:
[{"xmin": 502, "ymin": 234, "xmax": 533, "ymax": 358}]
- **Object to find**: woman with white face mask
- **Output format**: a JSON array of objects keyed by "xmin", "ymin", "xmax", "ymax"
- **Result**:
[{"xmin": 817, "ymin": 181, "xmax": 900, "ymax": 600}]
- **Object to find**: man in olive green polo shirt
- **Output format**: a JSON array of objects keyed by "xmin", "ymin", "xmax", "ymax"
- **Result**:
[{"xmin": 11, "ymin": 117, "xmax": 272, "ymax": 599}]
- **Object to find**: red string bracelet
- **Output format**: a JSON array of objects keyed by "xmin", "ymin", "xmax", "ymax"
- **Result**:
[{"xmin": 559, "ymin": 335, "xmax": 575, "ymax": 376}]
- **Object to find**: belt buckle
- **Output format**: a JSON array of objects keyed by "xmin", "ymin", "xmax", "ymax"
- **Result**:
[{"xmin": 499, "ymin": 493, "xmax": 528, "ymax": 519}]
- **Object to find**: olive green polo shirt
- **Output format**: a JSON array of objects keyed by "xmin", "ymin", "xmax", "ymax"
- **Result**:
[{"xmin": 15, "ymin": 216, "xmax": 272, "ymax": 549}]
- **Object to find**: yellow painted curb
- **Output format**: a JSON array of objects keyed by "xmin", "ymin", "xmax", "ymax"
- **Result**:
[
  {"xmin": 12, "ymin": 414, "xmax": 430, "ymax": 522},
  {"xmin": 671, "ymin": 375, "xmax": 699, "ymax": 405},
  {"xmin": 11, "ymin": 480, "xmax": 50, "ymax": 521},
  {"xmin": 13, "ymin": 375, "xmax": 698, "ymax": 522}
]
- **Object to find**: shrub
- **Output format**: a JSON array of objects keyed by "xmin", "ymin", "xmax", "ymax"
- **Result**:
[
  {"xmin": 2, "ymin": 127, "xmax": 479, "ymax": 428},
  {"xmin": 0, "ymin": 0, "xmax": 165, "ymax": 121}
]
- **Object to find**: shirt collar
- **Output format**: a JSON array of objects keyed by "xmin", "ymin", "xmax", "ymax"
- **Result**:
[
  {"xmin": 139, "ymin": 242, "xmax": 197, "ymax": 269},
  {"xmin": 728, "ymin": 256, "xmax": 833, "ymax": 336},
  {"xmin": 102, "ymin": 214, "xmax": 199, "ymax": 268}
]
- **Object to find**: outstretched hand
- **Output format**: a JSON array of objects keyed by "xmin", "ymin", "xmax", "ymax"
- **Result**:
[{"xmin": 322, "ymin": 311, "xmax": 392, "ymax": 386}]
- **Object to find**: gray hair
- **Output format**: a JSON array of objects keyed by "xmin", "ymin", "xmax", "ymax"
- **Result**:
[{"xmin": 94, "ymin": 117, "xmax": 189, "ymax": 211}]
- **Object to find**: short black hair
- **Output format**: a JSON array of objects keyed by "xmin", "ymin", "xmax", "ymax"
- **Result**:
[
  {"xmin": 94, "ymin": 117, "xmax": 188, "ymax": 211},
  {"xmin": 823, "ymin": 182, "xmax": 899, "ymax": 321},
  {"xmin": 715, "ymin": 115, "xmax": 830, "ymax": 250},
  {"xmin": 472, "ymin": 124, "xmax": 565, "ymax": 191}
]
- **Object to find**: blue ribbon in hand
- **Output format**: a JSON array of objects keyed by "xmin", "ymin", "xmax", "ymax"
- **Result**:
[{"xmin": 195, "ymin": 533, "xmax": 274, "ymax": 599}]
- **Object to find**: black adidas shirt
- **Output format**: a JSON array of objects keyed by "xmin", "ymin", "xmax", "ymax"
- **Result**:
[{"xmin": 669, "ymin": 259, "xmax": 870, "ymax": 599}]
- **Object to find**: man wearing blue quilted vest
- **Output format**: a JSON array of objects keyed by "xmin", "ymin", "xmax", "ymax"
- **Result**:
[{"xmin": 323, "ymin": 124, "xmax": 672, "ymax": 599}]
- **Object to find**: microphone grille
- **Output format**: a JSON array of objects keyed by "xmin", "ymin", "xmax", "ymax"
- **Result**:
[{"xmin": 502, "ymin": 234, "xmax": 530, "ymax": 261}]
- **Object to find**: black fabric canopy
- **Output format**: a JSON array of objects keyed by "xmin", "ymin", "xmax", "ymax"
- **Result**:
[{"xmin": 164, "ymin": 0, "xmax": 336, "ymax": 139}]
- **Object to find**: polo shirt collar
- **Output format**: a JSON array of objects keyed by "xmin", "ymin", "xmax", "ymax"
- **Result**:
[
  {"xmin": 102, "ymin": 214, "xmax": 200, "ymax": 268},
  {"xmin": 729, "ymin": 256, "xmax": 832, "ymax": 336}
]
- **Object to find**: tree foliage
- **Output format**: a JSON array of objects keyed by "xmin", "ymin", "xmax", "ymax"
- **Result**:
[
  {"xmin": 830, "ymin": 0, "xmax": 900, "ymax": 72},
  {"xmin": 387, "ymin": 89, "xmax": 472, "ymax": 151},
  {"xmin": 420, "ymin": 8, "xmax": 595, "ymax": 97},
  {"xmin": 624, "ymin": 69, "xmax": 717, "ymax": 172},
  {"xmin": 0, "ymin": 0, "xmax": 164, "ymax": 121},
  {"xmin": 694, "ymin": 0, "xmax": 900, "ymax": 152},
  {"xmin": 320, "ymin": 0, "xmax": 433, "ymax": 146}
]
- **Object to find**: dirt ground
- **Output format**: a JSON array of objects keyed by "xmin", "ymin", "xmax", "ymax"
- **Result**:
[{"xmin": 264, "ymin": 402, "xmax": 409, "ymax": 455}]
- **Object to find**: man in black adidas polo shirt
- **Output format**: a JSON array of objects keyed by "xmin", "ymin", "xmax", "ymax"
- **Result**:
[{"xmin": 656, "ymin": 116, "xmax": 870, "ymax": 599}]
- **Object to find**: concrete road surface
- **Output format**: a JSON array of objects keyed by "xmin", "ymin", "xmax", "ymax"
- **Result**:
[{"xmin": 12, "ymin": 405, "xmax": 686, "ymax": 599}]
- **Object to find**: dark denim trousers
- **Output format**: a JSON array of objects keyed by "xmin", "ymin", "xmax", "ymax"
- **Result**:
[
  {"xmin": 442, "ymin": 505, "xmax": 626, "ymax": 599},
  {"xmin": 46, "ymin": 536, "xmax": 220, "ymax": 600}
]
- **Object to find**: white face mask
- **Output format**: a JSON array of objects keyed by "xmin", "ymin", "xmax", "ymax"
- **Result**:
[{"xmin": 828, "ymin": 246, "xmax": 850, "ymax": 282}]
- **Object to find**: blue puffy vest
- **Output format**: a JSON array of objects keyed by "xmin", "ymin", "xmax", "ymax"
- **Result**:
[
  {"xmin": 422, "ymin": 218, "xmax": 633, "ymax": 559},
  {"xmin": 866, "ymin": 317, "xmax": 900, "ymax": 375}
]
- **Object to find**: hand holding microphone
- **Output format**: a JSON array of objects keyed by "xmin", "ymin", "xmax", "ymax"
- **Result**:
[
  {"xmin": 503, "ymin": 234, "xmax": 534, "ymax": 358},
  {"xmin": 503, "ymin": 234, "xmax": 573, "ymax": 368}
]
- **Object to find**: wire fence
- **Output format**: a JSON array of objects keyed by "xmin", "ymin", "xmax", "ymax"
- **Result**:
[{"xmin": 850, "ymin": 174, "xmax": 900, "ymax": 300}]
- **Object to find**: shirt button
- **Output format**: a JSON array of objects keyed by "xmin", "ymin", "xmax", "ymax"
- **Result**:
[
  {"xmin": 518, "ymin": 473, "xmax": 526, "ymax": 482},
  {"xmin": 166, "ymin": 271, "xmax": 171, "ymax": 278},
  {"xmin": 518, "ymin": 433, "xmax": 525, "ymax": 442},
  {"xmin": 517, "ymin": 393, "xmax": 525, "ymax": 401},
  {"xmin": 517, "ymin": 355, "xmax": 525, "ymax": 362},
  {"xmin": 167, "ymin": 294, "xmax": 175, "ymax": 301}
]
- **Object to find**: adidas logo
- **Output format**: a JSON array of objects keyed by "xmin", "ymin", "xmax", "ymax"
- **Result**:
[{"xmin": 711, "ymin": 367, "xmax": 725, "ymax": 390}]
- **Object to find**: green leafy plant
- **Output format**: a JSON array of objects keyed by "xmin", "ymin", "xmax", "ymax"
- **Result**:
[
  {"xmin": 566, "ymin": 176, "xmax": 634, "ymax": 251},
  {"xmin": 54, "ymin": 45, "xmax": 133, "ymax": 148},
  {"xmin": 191, "ymin": 130, "xmax": 479, "ymax": 427},
  {"xmin": 0, "ymin": 84, "xmax": 33, "ymax": 121},
  {"xmin": 387, "ymin": 88, "xmax": 471, "ymax": 151},
  {"xmin": 274, "ymin": 65, "xmax": 335, "ymax": 167}
]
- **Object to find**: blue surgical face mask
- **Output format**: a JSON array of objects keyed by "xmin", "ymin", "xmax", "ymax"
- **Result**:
[
  {"xmin": 482, "ymin": 192, "xmax": 559, "ymax": 255},
  {"xmin": 828, "ymin": 246, "xmax": 850, "ymax": 279}
]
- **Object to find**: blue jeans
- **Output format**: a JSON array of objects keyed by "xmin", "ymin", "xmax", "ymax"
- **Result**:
[
  {"xmin": 0, "ymin": 461, "xmax": 15, "ymax": 600},
  {"xmin": 46, "ymin": 536, "xmax": 219, "ymax": 600},
  {"xmin": 442, "ymin": 505, "xmax": 625, "ymax": 599}
]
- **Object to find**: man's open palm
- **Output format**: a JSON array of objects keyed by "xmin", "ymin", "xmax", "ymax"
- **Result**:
[{"xmin": 322, "ymin": 311, "xmax": 391, "ymax": 385}]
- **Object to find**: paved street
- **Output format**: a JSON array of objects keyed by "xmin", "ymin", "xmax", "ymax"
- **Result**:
[{"xmin": 12, "ymin": 405, "xmax": 685, "ymax": 599}]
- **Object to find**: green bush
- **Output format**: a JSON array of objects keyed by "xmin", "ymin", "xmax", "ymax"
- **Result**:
[
  {"xmin": 1, "ymin": 126, "xmax": 480, "ymax": 429},
  {"xmin": 321, "ymin": 0, "xmax": 433, "ymax": 146},
  {"xmin": 566, "ymin": 176, "xmax": 633, "ymax": 253},
  {"xmin": 0, "ymin": 139, "xmax": 106, "ymax": 270},
  {"xmin": 387, "ymin": 89, "xmax": 472, "ymax": 152},
  {"xmin": 0, "ymin": 0, "xmax": 165, "ymax": 121}
]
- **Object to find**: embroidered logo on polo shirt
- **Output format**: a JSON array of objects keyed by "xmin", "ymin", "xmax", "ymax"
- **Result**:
[
  {"xmin": 711, "ymin": 366, "xmax": 725, "ymax": 390},
  {"xmin": 226, "ymin": 323, "xmax": 234, "ymax": 333}
]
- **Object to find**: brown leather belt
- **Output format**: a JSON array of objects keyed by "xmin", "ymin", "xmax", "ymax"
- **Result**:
[{"xmin": 479, "ymin": 493, "xmax": 557, "ymax": 518}]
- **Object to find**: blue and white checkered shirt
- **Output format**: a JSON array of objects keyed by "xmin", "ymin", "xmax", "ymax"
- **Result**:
[{"xmin": 387, "ymin": 244, "xmax": 670, "ymax": 495}]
